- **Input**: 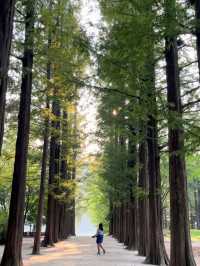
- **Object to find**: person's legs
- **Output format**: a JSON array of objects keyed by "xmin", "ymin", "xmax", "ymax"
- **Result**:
[
  {"xmin": 97, "ymin": 244, "xmax": 100, "ymax": 255},
  {"xmin": 99, "ymin": 244, "xmax": 106, "ymax": 254}
]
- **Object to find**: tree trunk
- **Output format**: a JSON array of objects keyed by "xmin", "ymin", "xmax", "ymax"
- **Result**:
[
  {"xmin": 128, "ymin": 202, "xmax": 137, "ymax": 250},
  {"xmin": 194, "ymin": 189, "xmax": 198, "ymax": 229},
  {"xmin": 145, "ymin": 115, "xmax": 169, "ymax": 265},
  {"xmin": 112, "ymin": 206, "xmax": 116, "ymax": 238},
  {"xmin": 165, "ymin": 1, "xmax": 196, "ymax": 264},
  {"xmin": 0, "ymin": 1, "xmax": 35, "ymax": 264},
  {"xmin": 126, "ymin": 133, "xmax": 137, "ymax": 250},
  {"xmin": 52, "ymin": 134, "xmax": 61, "ymax": 243},
  {"xmin": 59, "ymin": 110, "xmax": 68, "ymax": 240},
  {"xmin": 197, "ymin": 186, "xmax": 200, "ymax": 229},
  {"xmin": 0, "ymin": 0, "xmax": 16, "ymax": 154},
  {"xmin": 32, "ymin": 98, "xmax": 49, "ymax": 254},
  {"xmin": 124, "ymin": 202, "xmax": 130, "ymax": 246},
  {"xmin": 109, "ymin": 201, "xmax": 113, "ymax": 235},
  {"xmin": 122, "ymin": 201, "xmax": 127, "ymax": 245},
  {"xmin": 43, "ymin": 95, "xmax": 60, "ymax": 247},
  {"xmin": 138, "ymin": 138, "xmax": 149, "ymax": 256},
  {"xmin": 53, "ymin": 201, "xmax": 60, "ymax": 243},
  {"xmin": 119, "ymin": 204, "xmax": 124, "ymax": 243},
  {"xmin": 70, "ymin": 107, "xmax": 77, "ymax": 236},
  {"xmin": 33, "ymin": 0, "xmax": 52, "ymax": 250}
]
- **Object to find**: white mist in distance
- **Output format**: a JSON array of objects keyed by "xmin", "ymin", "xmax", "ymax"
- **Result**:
[{"xmin": 76, "ymin": 214, "xmax": 97, "ymax": 236}]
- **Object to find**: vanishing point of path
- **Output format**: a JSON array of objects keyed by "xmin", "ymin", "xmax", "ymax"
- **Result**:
[{"xmin": 22, "ymin": 236, "xmax": 155, "ymax": 266}]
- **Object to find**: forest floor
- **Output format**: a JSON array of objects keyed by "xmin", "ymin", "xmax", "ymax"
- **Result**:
[{"xmin": 0, "ymin": 236, "xmax": 199, "ymax": 265}]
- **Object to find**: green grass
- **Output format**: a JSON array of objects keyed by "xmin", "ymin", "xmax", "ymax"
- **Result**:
[
  {"xmin": 164, "ymin": 229, "xmax": 200, "ymax": 242},
  {"xmin": 190, "ymin": 229, "xmax": 200, "ymax": 241}
]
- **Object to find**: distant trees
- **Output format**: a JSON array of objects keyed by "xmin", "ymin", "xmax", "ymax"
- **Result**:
[
  {"xmin": 89, "ymin": 0, "xmax": 200, "ymax": 265},
  {"xmin": 0, "ymin": 0, "xmax": 89, "ymax": 264}
]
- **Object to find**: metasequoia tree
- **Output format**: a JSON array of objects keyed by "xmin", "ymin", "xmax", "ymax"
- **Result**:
[
  {"xmin": 96, "ymin": 1, "xmax": 169, "ymax": 264},
  {"xmin": 165, "ymin": 0, "xmax": 196, "ymax": 265},
  {"xmin": 0, "ymin": 0, "xmax": 16, "ymax": 154},
  {"xmin": 32, "ymin": 16, "xmax": 52, "ymax": 251},
  {"xmin": 0, "ymin": 0, "xmax": 35, "ymax": 265},
  {"xmin": 43, "ymin": 82, "xmax": 61, "ymax": 245},
  {"xmin": 42, "ymin": 0, "xmax": 88, "ymax": 246},
  {"xmin": 32, "ymin": 95, "xmax": 50, "ymax": 254},
  {"xmin": 145, "ymin": 61, "xmax": 169, "ymax": 265}
]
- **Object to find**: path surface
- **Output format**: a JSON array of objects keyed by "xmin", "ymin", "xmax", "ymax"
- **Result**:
[
  {"xmin": 0, "ymin": 236, "xmax": 200, "ymax": 265},
  {"xmin": 22, "ymin": 236, "xmax": 154, "ymax": 266}
]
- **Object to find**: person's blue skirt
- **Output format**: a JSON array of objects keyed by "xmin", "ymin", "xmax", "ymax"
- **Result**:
[{"xmin": 96, "ymin": 235, "xmax": 103, "ymax": 244}]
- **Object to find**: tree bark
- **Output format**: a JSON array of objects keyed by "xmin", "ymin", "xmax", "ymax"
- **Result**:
[
  {"xmin": 0, "ymin": 0, "xmax": 16, "ymax": 154},
  {"xmin": 165, "ymin": 1, "xmax": 196, "ymax": 264},
  {"xmin": 126, "ymin": 133, "xmax": 137, "ymax": 250},
  {"xmin": 138, "ymin": 138, "xmax": 149, "ymax": 256},
  {"xmin": 70, "ymin": 107, "xmax": 77, "ymax": 236},
  {"xmin": 32, "ymin": 97, "xmax": 49, "ymax": 254},
  {"xmin": 59, "ymin": 110, "xmax": 68, "ymax": 240},
  {"xmin": 145, "ymin": 115, "xmax": 169, "ymax": 265},
  {"xmin": 197, "ymin": 186, "xmax": 200, "ymax": 229},
  {"xmin": 0, "ymin": 1, "xmax": 35, "ymax": 264},
  {"xmin": 43, "ymin": 95, "xmax": 60, "ymax": 246},
  {"xmin": 109, "ymin": 201, "xmax": 113, "ymax": 235},
  {"xmin": 124, "ymin": 202, "xmax": 130, "ymax": 247},
  {"xmin": 52, "ymin": 134, "xmax": 61, "ymax": 243}
]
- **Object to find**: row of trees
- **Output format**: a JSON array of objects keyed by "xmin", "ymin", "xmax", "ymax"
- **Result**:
[
  {"xmin": 0, "ymin": 0, "xmax": 89, "ymax": 265},
  {"xmin": 86, "ymin": 0, "xmax": 200, "ymax": 265}
]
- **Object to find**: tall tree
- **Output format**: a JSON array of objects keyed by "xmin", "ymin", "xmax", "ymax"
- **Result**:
[
  {"xmin": 0, "ymin": 0, "xmax": 35, "ymax": 265},
  {"xmin": 0, "ymin": 0, "xmax": 16, "ymax": 154},
  {"xmin": 43, "ymin": 92, "xmax": 60, "ymax": 246},
  {"xmin": 145, "ymin": 61, "xmax": 169, "ymax": 265},
  {"xmin": 59, "ymin": 110, "xmax": 69, "ymax": 240},
  {"xmin": 32, "ymin": 97, "xmax": 49, "ymax": 254},
  {"xmin": 165, "ymin": 0, "xmax": 196, "ymax": 265}
]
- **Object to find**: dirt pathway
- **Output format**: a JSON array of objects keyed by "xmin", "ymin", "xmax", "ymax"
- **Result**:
[
  {"xmin": 23, "ymin": 236, "xmax": 155, "ymax": 266},
  {"xmin": 0, "ymin": 237, "xmax": 199, "ymax": 265}
]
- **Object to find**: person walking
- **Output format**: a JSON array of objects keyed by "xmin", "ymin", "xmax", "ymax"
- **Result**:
[{"xmin": 92, "ymin": 223, "xmax": 106, "ymax": 255}]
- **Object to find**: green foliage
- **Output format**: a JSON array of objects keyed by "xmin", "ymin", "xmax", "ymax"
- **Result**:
[
  {"xmin": 1, "ymin": 0, "xmax": 200, "ymax": 238},
  {"xmin": 0, "ymin": 0, "xmax": 90, "ymax": 230},
  {"xmin": 0, "ymin": 211, "xmax": 8, "ymax": 245},
  {"xmin": 164, "ymin": 229, "xmax": 200, "ymax": 242},
  {"xmin": 50, "ymin": 178, "xmax": 77, "ymax": 204},
  {"xmin": 82, "ymin": 159, "xmax": 110, "ymax": 233},
  {"xmin": 187, "ymin": 154, "xmax": 200, "ymax": 181}
]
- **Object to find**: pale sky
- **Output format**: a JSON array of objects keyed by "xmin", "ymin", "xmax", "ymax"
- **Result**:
[
  {"xmin": 76, "ymin": 0, "xmax": 101, "ymax": 235},
  {"xmin": 78, "ymin": 0, "xmax": 101, "ymax": 156}
]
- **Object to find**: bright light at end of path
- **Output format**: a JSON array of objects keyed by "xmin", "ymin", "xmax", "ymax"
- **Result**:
[{"xmin": 76, "ymin": 214, "xmax": 96, "ymax": 236}]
